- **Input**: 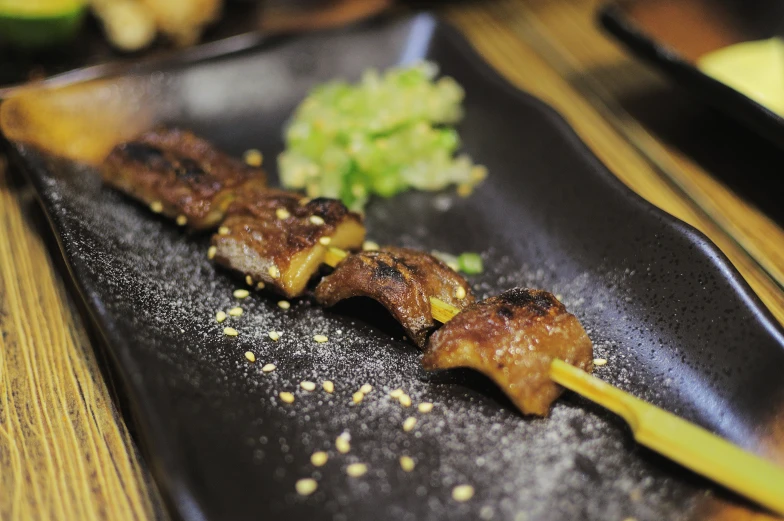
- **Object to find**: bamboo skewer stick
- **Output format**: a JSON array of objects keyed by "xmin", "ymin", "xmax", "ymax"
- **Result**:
[{"xmin": 323, "ymin": 248, "xmax": 784, "ymax": 515}]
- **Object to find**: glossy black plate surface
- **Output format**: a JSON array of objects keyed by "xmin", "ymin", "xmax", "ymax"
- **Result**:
[
  {"xmin": 4, "ymin": 13, "xmax": 784, "ymax": 521},
  {"xmin": 600, "ymin": 0, "xmax": 784, "ymax": 149}
]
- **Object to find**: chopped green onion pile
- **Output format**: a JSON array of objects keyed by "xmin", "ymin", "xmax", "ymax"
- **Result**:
[
  {"xmin": 278, "ymin": 61, "xmax": 487, "ymax": 211},
  {"xmin": 432, "ymin": 251, "xmax": 484, "ymax": 275}
]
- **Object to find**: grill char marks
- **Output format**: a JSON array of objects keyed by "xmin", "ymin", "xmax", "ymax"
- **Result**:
[
  {"xmin": 211, "ymin": 190, "xmax": 365, "ymax": 298},
  {"xmin": 102, "ymin": 127, "xmax": 267, "ymax": 229},
  {"xmin": 314, "ymin": 247, "xmax": 475, "ymax": 347},
  {"xmin": 422, "ymin": 288, "xmax": 594, "ymax": 416}
]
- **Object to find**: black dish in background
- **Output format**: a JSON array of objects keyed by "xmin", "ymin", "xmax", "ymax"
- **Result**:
[
  {"xmin": 599, "ymin": 0, "xmax": 784, "ymax": 150},
  {"xmin": 4, "ymin": 13, "xmax": 784, "ymax": 521}
]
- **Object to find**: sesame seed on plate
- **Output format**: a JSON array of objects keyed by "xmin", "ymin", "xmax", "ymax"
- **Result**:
[
  {"xmin": 323, "ymin": 381, "xmax": 334, "ymax": 393},
  {"xmin": 262, "ymin": 363, "xmax": 276, "ymax": 373},
  {"xmin": 455, "ymin": 286, "xmax": 467, "ymax": 300},
  {"xmin": 279, "ymin": 392, "xmax": 295, "ymax": 404},
  {"xmin": 276, "ymin": 208, "xmax": 290, "ymax": 220},
  {"xmin": 269, "ymin": 266, "xmax": 280, "ymax": 279},
  {"xmin": 207, "ymin": 246, "xmax": 217, "ymax": 260},
  {"xmin": 362, "ymin": 241, "xmax": 379, "ymax": 251},
  {"xmin": 245, "ymin": 275, "xmax": 253, "ymax": 286},
  {"xmin": 256, "ymin": 281, "xmax": 266, "ymax": 290},
  {"xmin": 216, "ymin": 311, "xmax": 227, "ymax": 323},
  {"xmin": 278, "ymin": 300, "xmax": 290, "ymax": 310},
  {"xmin": 335, "ymin": 434, "xmax": 350, "ymax": 454},
  {"xmin": 149, "ymin": 201, "xmax": 163, "ymax": 213},
  {"xmin": 176, "ymin": 215, "xmax": 188, "ymax": 226},
  {"xmin": 418, "ymin": 402, "xmax": 434, "ymax": 413},
  {"xmin": 399, "ymin": 456, "xmax": 415, "ymax": 472},
  {"xmin": 389, "ymin": 389, "xmax": 403, "ymax": 399},
  {"xmin": 402, "ymin": 417, "xmax": 417, "ymax": 432},
  {"xmin": 359, "ymin": 384, "xmax": 372, "ymax": 394},
  {"xmin": 399, "ymin": 394, "xmax": 412, "ymax": 407},
  {"xmin": 318, "ymin": 236, "xmax": 331, "ymax": 246},
  {"xmin": 233, "ymin": 289, "xmax": 250, "ymax": 299},
  {"xmin": 309, "ymin": 215, "xmax": 325, "ymax": 226},
  {"xmin": 245, "ymin": 351, "xmax": 256, "ymax": 363},
  {"xmin": 268, "ymin": 330, "xmax": 281, "ymax": 341},
  {"xmin": 311, "ymin": 451, "xmax": 328, "ymax": 467},
  {"xmin": 352, "ymin": 392, "xmax": 364, "ymax": 404},
  {"xmin": 593, "ymin": 358, "xmax": 608, "ymax": 366},
  {"xmin": 345, "ymin": 463, "xmax": 367, "ymax": 477},
  {"xmin": 295, "ymin": 478, "xmax": 317, "ymax": 496},
  {"xmin": 228, "ymin": 307, "xmax": 243, "ymax": 317},
  {"xmin": 223, "ymin": 327, "xmax": 238, "ymax": 337},
  {"xmin": 243, "ymin": 149, "xmax": 263, "ymax": 166},
  {"xmin": 452, "ymin": 484, "xmax": 475, "ymax": 502},
  {"xmin": 301, "ymin": 381, "xmax": 316, "ymax": 391},
  {"xmin": 218, "ymin": 226, "xmax": 230, "ymax": 235},
  {"xmin": 313, "ymin": 334, "xmax": 328, "ymax": 343}
]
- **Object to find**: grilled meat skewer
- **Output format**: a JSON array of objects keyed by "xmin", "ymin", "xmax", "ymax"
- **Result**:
[{"xmin": 314, "ymin": 247, "xmax": 475, "ymax": 347}]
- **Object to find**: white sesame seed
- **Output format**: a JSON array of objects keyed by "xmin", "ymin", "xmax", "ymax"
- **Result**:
[
  {"xmin": 279, "ymin": 392, "xmax": 295, "ymax": 404},
  {"xmin": 149, "ymin": 201, "xmax": 163, "ymax": 213},
  {"xmin": 362, "ymin": 241, "xmax": 379, "ymax": 251},
  {"xmin": 278, "ymin": 300, "xmax": 290, "ymax": 310},
  {"xmin": 233, "ymin": 289, "xmax": 250, "ymax": 299},
  {"xmin": 313, "ymin": 334, "xmax": 328, "ymax": 343},
  {"xmin": 301, "ymin": 381, "xmax": 316, "ymax": 392},
  {"xmin": 218, "ymin": 226, "xmax": 230, "ymax": 235},
  {"xmin": 176, "ymin": 215, "xmax": 187, "ymax": 226},
  {"xmin": 359, "ymin": 384, "xmax": 373, "ymax": 394},
  {"xmin": 318, "ymin": 236, "xmax": 331, "ymax": 246},
  {"xmin": 399, "ymin": 456, "xmax": 415, "ymax": 472},
  {"xmin": 594, "ymin": 358, "xmax": 608, "ymax": 366},
  {"xmin": 262, "ymin": 363, "xmax": 276, "ymax": 373},
  {"xmin": 268, "ymin": 330, "xmax": 281, "ymax": 341},
  {"xmin": 455, "ymin": 286, "xmax": 467, "ymax": 300},
  {"xmin": 256, "ymin": 281, "xmax": 266, "ymax": 290},
  {"xmin": 399, "ymin": 394, "xmax": 412, "ymax": 407},
  {"xmin": 323, "ymin": 381, "xmax": 334, "ymax": 393},
  {"xmin": 207, "ymin": 246, "xmax": 217, "ymax": 260},
  {"xmin": 352, "ymin": 392, "xmax": 364, "ymax": 404},
  {"xmin": 228, "ymin": 307, "xmax": 243, "ymax": 317},
  {"xmin": 268, "ymin": 266, "xmax": 280, "ymax": 279},
  {"xmin": 389, "ymin": 389, "xmax": 404, "ymax": 398},
  {"xmin": 223, "ymin": 327, "xmax": 238, "ymax": 337},
  {"xmin": 295, "ymin": 478, "xmax": 317, "ymax": 496},
  {"xmin": 335, "ymin": 435, "xmax": 350, "ymax": 454},
  {"xmin": 309, "ymin": 215, "xmax": 325, "ymax": 225},
  {"xmin": 276, "ymin": 208, "xmax": 290, "ymax": 220},
  {"xmin": 452, "ymin": 484, "xmax": 475, "ymax": 502},
  {"xmin": 402, "ymin": 417, "xmax": 417, "ymax": 432},
  {"xmin": 345, "ymin": 463, "xmax": 367, "ymax": 477},
  {"xmin": 245, "ymin": 351, "xmax": 256, "ymax": 363},
  {"xmin": 245, "ymin": 275, "xmax": 253, "ymax": 285},
  {"xmin": 418, "ymin": 402, "xmax": 434, "ymax": 413},
  {"xmin": 311, "ymin": 451, "xmax": 328, "ymax": 467},
  {"xmin": 216, "ymin": 311, "xmax": 227, "ymax": 323},
  {"xmin": 243, "ymin": 149, "xmax": 263, "ymax": 167}
]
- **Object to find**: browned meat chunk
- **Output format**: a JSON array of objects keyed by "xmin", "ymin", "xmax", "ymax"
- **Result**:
[
  {"xmin": 421, "ymin": 288, "xmax": 593, "ymax": 416},
  {"xmin": 211, "ymin": 191, "xmax": 365, "ymax": 298},
  {"xmin": 314, "ymin": 247, "xmax": 475, "ymax": 347},
  {"xmin": 102, "ymin": 127, "xmax": 266, "ymax": 229}
]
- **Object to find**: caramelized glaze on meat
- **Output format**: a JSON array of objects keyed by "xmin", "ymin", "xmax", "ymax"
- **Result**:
[
  {"xmin": 102, "ymin": 127, "xmax": 266, "ymax": 229},
  {"xmin": 211, "ymin": 191, "xmax": 365, "ymax": 298},
  {"xmin": 422, "ymin": 288, "xmax": 593, "ymax": 416},
  {"xmin": 314, "ymin": 247, "xmax": 475, "ymax": 347}
]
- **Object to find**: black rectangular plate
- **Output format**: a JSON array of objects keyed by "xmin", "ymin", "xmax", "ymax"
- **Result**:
[
  {"xmin": 4, "ymin": 13, "xmax": 784, "ymax": 521},
  {"xmin": 600, "ymin": 0, "xmax": 784, "ymax": 149}
]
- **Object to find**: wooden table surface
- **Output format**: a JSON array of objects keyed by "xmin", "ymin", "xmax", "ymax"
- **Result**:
[{"xmin": 2, "ymin": 0, "xmax": 783, "ymax": 519}]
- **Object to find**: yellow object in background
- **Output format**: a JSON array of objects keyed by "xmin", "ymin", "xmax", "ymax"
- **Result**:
[{"xmin": 698, "ymin": 37, "xmax": 784, "ymax": 117}]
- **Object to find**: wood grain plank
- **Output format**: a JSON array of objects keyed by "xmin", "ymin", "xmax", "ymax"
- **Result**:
[{"xmin": 0, "ymin": 159, "xmax": 166, "ymax": 521}]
